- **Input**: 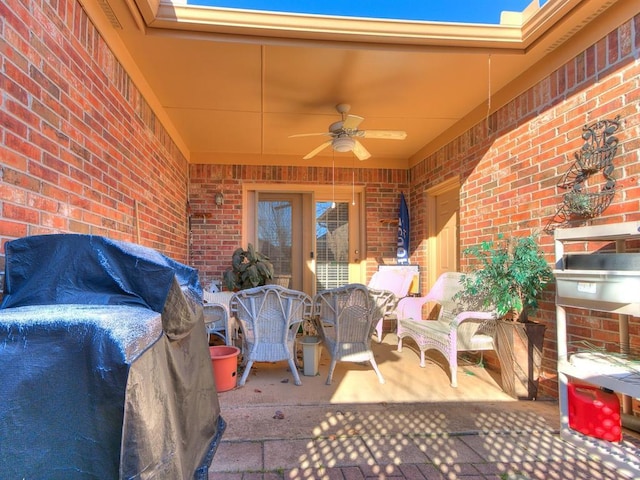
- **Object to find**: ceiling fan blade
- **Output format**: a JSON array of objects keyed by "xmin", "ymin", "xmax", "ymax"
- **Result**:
[
  {"xmin": 303, "ymin": 140, "xmax": 332, "ymax": 159},
  {"xmin": 353, "ymin": 140, "xmax": 371, "ymax": 161},
  {"xmin": 361, "ymin": 130, "xmax": 407, "ymax": 140},
  {"xmin": 342, "ymin": 114, "xmax": 364, "ymax": 130},
  {"xmin": 289, "ymin": 132, "xmax": 331, "ymax": 138}
]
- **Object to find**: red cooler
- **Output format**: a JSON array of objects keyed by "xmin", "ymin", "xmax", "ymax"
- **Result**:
[{"xmin": 568, "ymin": 382, "xmax": 622, "ymax": 442}]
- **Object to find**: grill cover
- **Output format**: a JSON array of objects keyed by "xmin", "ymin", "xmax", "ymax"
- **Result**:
[{"xmin": 0, "ymin": 234, "xmax": 225, "ymax": 479}]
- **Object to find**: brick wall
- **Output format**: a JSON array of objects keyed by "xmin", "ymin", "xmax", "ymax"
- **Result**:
[
  {"xmin": 188, "ymin": 164, "xmax": 408, "ymax": 287},
  {"xmin": 409, "ymin": 15, "xmax": 640, "ymax": 398},
  {"xmin": 0, "ymin": 0, "xmax": 190, "ymax": 277}
]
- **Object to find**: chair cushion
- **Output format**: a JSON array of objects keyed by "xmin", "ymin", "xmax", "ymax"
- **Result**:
[{"xmin": 399, "ymin": 317, "xmax": 449, "ymax": 337}]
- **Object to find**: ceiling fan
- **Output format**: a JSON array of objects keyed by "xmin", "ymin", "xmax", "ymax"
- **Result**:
[{"xmin": 289, "ymin": 104, "xmax": 407, "ymax": 161}]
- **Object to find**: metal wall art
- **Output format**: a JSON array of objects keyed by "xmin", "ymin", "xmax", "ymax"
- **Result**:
[{"xmin": 545, "ymin": 116, "xmax": 621, "ymax": 233}]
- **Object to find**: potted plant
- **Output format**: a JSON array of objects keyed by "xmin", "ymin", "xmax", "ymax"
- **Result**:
[
  {"xmin": 564, "ymin": 190, "xmax": 595, "ymax": 217},
  {"xmin": 456, "ymin": 233, "xmax": 554, "ymax": 399},
  {"xmin": 222, "ymin": 243, "xmax": 275, "ymax": 291}
]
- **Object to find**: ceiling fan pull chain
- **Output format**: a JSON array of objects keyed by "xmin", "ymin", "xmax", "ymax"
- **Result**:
[
  {"xmin": 331, "ymin": 152, "xmax": 336, "ymax": 209},
  {"xmin": 486, "ymin": 54, "xmax": 492, "ymax": 132},
  {"xmin": 352, "ymin": 153, "xmax": 356, "ymax": 206}
]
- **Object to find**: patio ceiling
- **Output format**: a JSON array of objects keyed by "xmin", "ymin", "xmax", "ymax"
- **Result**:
[{"xmin": 82, "ymin": 0, "xmax": 626, "ymax": 169}]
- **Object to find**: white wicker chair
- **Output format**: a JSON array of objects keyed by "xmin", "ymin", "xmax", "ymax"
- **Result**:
[
  {"xmin": 313, "ymin": 284, "xmax": 396, "ymax": 385},
  {"xmin": 368, "ymin": 268, "xmax": 415, "ymax": 342},
  {"xmin": 202, "ymin": 290, "xmax": 235, "ymax": 345},
  {"xmin": 396, "ymin": 272, "xmax": 497, "ymax": 387},
  {"xmin": 230, "ymin": 285, "xmax": 312, "ymax": 386}
]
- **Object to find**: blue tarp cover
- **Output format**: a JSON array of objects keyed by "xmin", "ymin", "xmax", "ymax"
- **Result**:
[
  {"xmin": 1, "ymin": 233, "xmax": 201, "ymax": 312},
  {"xmin": 0, "ymin": 234, "xmax": 224, "ymax": 479}
]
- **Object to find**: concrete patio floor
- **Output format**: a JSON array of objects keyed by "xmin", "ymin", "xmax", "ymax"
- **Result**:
[{"xmin": 208, "ymin": 334, "xmax": 638, "ymax": 479}]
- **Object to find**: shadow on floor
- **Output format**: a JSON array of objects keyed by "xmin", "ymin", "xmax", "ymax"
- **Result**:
[{"xmin": 208, "ymin": 334, "xmax": 639, "ymax": 480}]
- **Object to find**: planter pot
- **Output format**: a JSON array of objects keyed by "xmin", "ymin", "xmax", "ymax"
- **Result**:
[
  {"xmin": 269, "ymin": 275, "xmax": 292, "ymax": 288},
  {"xmin": 301, "ymin": 336, "xmax": 322, "ymax": 376},
  {"xmin": 495, "ymin": 320, "xmax": 546, "ymax": 400},
  {"xmin": 210, "ymin": 345, "xmax": 240, "ymax": 392}
]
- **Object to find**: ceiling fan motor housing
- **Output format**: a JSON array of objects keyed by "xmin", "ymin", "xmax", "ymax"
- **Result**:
[{"xmin": 329, "ymin": 121, "xmax": 344, "ymax": 133}]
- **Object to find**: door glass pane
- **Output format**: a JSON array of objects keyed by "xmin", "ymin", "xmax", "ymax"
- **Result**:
[
  {"xmin": 315, "ymin": 201, "xmax": 349, "ymax": 291},
  {"xmin": 258, "ymin": 199, "xmax": 292, "ymax": 287}
]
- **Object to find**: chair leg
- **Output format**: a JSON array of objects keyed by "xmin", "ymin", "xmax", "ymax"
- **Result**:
[
  {"xmin": 397, "ymin": 337, "xmax": 403, "ymax": 352},
  {"xmin": 288, "ymin": 356, "xmax": 302, "ymax": 386},
  {"xmin": 375, "ymin": 318, "xmax": 383, "ymax": 343},
  {"xmin": 326, "ymin": 359, "xmax": 337, "ymax": 385},
  {"xmin": 449, "ymin": 354, "xmax": 458, "ymax": 388},
  {"xmin": 419, "ymin": 350, "xmax": 426, "ymax": 368},
  {"xmin": 238, "ymin": 359, "xmax": 254, "ymax": 387},
  {"xmin": 369, "ymin": 354, "xmax": 385, "ymax": 384}
]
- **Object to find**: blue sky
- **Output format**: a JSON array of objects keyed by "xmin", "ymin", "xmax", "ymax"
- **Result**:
[{"xmin": 187, "ymin": 1, "xmax": 548, "ymax": 24}]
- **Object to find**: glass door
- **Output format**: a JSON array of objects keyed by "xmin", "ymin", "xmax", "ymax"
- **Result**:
[
  {"xmin": 256, "ymin": 193, "xmax": 303, "ymax": 290},
  {"xmin": 249, "ymin": 187, "xmax": 364, "ymax": 295}
]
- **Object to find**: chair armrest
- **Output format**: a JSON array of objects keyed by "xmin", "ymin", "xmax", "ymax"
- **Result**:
[
  {"xmin": 449, "ymin": 310, "xmax": 496, "ymax": 328},
  {"xmin": 368, "ymin": 288, "xmax": 398, "ymax": 318},
  {"xmin": 396, "ymin": 296, "xmax": 432, "ymax": 321}
]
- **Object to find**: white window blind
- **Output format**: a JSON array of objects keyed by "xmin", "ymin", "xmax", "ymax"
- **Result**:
[{"xmin": 315, "ymin": 201, "xmax": 349, "ymax": 291}]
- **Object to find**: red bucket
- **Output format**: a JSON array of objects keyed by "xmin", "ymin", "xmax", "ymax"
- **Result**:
[{"xmin": 209, "ymin": 346, "xmax": 240, "ymax": 392}]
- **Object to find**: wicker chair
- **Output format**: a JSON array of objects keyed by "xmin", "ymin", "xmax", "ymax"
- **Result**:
[
  {"xmin": 313, "ymin": 284, "xmax": 396, "ymax": 385},
  {"xmin": 368, "ymin": 268, "xmax": 415, "ymax": 342},
  {"xmin": 396, "ymin": 272, "xmax": 497, "ymax": 387},
  {"xmin": 202, "ymin": 290, "xmax": 235, "ymax": 346},
  {"xmin": 230, "ymin": 285, "xmax": 312, "ymax": 387}
]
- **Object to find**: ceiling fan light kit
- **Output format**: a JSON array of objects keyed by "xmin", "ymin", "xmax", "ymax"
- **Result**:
[
  {"xmin": 290, "ymin": 104, "xmax": 407, "ymax": 161},
  {"xmin": 333, "ymin": 136, "xmax": 355, "ymax": 152}
]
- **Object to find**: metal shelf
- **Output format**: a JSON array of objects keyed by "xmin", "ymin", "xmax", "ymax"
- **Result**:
[
  {"xmin": 554, "ymin": 221, "xmax": 640, "ymax": 242},
  {"xmin": 558, "ymin": 357, "xmax": 640, "ymax": 398},
  {"xmin": 554, "ymin": 221, "xmax": 640, "ymax": 479}
]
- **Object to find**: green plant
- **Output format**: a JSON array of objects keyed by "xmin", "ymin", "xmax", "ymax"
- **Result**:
[
  {"xmin": 222, "ymin": 243, "xmax": 274, "ymax": 290},
  {"xmin": 564, "ymin": 191, "xmax": 595, "ymax": 217},
  {"xmin": 456, "ymin": 234, "xmax": 553, "ymax": 321}
]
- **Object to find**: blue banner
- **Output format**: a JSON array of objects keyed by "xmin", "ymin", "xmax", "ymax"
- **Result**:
[{"xmin": 397, "ymin": 192, "xmax": 410, "ymax": 264}]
